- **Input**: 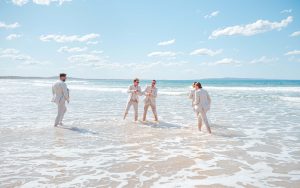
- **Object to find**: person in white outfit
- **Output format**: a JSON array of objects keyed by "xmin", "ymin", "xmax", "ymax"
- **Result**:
[
  {"xmin": 123, "ymin": 78, "xmax": 142, "ymax": 121},
  {"xmin": 52, "ymin": 73, "xmax": 69, "ymax": 127},
  {"xmin": 143, "ymin": 80, "xmax": 158, "ymax": 122},
  {"xmin": 193, "ymin": 82, "xmax": 212, "ymax": 133},
  {"xmin": 188, "ymin": 82, "xmax": 197, "ymax": 108}
]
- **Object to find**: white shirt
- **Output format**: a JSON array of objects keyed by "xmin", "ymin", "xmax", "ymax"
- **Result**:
[
  {"xmin": 193, "ymin": 88, "xmax": 211, "ymax": 112},
  {"xmin": 52, "ymin": 80, "xmax": 69, "ymax": 104},
  {"xmin": 188, "ymin": 88, "xmax": 196, "ymax": 106},
  {"xmin": 143, "ymin": 85, "xmax": 157, "ymax": 104},
  {"xmin": 127, "ymin": 85, "xmax": 142, "ymax": 102}
]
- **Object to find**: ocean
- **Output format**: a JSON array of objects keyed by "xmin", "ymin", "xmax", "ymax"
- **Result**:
[{"xmin": 0, "ymin": 78, "xmax": 300, "ymax": 187}]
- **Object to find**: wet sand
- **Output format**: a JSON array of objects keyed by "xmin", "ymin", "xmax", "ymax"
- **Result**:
[{"xmin": 0, "ymin": 79, "xmax": 300, "ymax": 187}]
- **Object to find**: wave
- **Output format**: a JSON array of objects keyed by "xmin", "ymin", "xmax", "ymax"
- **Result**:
[
  {"xmin": 205, "ymin": 86, "xmax": 300, "ymax": 92},
  {"xmin": 30, "ymin": 80, "xmax": 300, "ymax": 95},
  {"xmin": 279, "ymin": 96, "xmax": 300, "ymax": 103},
  {"xmin": 70, "ymin": 85, "xmax": 127, "ymax": 92}
]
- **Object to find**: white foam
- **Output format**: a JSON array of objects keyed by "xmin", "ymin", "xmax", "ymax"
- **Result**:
[
  {"xmin": 1, "ymin": 79, "xmax": 300, "ymax": 187},
  {"xmin": 206, "ymin": 86, "xmax": 300, "ymax": 92},
  {"xmin": 279, "ymin": 96, "xmax": 300, "ymax": 102}
]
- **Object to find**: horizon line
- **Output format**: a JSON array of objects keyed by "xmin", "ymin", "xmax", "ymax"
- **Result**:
[{"xmin": 0, "ymin": 76, "xmax": 300, "ymax": 81}]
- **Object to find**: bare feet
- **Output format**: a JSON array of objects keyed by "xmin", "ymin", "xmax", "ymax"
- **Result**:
[{"xmin": 198, "ymin": 124, "xmax": 202, "ymax": 131}]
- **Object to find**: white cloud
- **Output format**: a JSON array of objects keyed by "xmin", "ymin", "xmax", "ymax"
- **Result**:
[
  {"xmin": 204, "ymin": 11, "xmax": 219, "ymax": 19},
  {"xmin": 290, "ymin": 31, "xmax": 300, "ymax": 37},
  {"xmin": 12, "ymin": 0, "xmax": 71, "ymax": 6},
  {"xmin": 1, "ymin": 48, "xmax": 19, "ymax": 54},
  {"xmin": 209, "ymin": 16, "xmax": 293, "ymax": 39},
  {"xmin": 157, "ymin": 39, "xmax": 175, "ymax": 46},
  {"xmin": 67, "ymin": 53, "xmax": 114, "ymax": 69},
  {"xmin": 131, "ymin": 61, "xmax": 187, "ymax": 71},
  {"xmin": 285, "ymin": 50, "xmax": 300, "ymax": 56},
  {"xmin": 250, "ymin": 56, "xmax": 278, "ymax": 64},
  {"xmin": 0, "ymin": 49, "xmax": 32, "ymax": 61},
  {"xmin": 68, "ymin": 54, "xmax": 106, "ymax": 63},
  {"xmin": 0, "ymin": 48, "xmax": 45, "ymax": 65},
  {"xmin": 91, "ymin": 50, "xmax": 103, "ymax": 54},
  {"xmin": 280, "ymin": 9, "xmax": 292, "ymax": 14},
  {"xmin": 190, "ymin": 48, "xmax": 222, "ymax": 56},
  {"xmin": 86, "ymin": 41, "xmax": 99, "ymax": 45},
  {"xmin": 33, "ymin": 0, "xmax": 52, "ymax": 5},
  {"xmin": 40, "ymin": 33, "xmax": 99, "ymax": 43},
  {"xmin": 56, "ymin": 0, "xmax": 71, "ymax": 5},
  {"xmin": 214, "ymin": 58, "xmax": 240, "ymax": 65},
  {"xmin": 202, "ymin": 58, "xmax": 240, "ymax": 66},
  {"xmin": 0, "ymin": 22, "xmax": 20, "ymax": 29},
  {"xmin": 147, "ymin": 51, "xmax": 177, "ymax": 57},
  {"xmin": 57, "ymin": 46, "xmax": 87, "ymax": 53},
  {"xmin": 6, "ymin": 34, "xmax": 22, "ymax": 40},
  {"xmin": 11, "ymin": 0, "xmax": 28, "ymax": 6}
]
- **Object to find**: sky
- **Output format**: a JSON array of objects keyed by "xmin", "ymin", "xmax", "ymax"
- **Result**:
[{"xmin": 0, "ymin": 0, "xmax": 300, "ymax": 80}]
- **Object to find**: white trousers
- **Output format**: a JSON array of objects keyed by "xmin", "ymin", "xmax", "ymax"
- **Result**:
[
  {"xmin": 125, "ymin": 100, "xmax": 138, "ymax": 120},
  {"xmin": 143, "ymin": 102, "xmax": 157, "ymax": 119},
  {"xmin": 197, "ymin": 109, "xmax": 210, "ymax": 130},
  {"xmin": 55, "ymin": 101, "xmax": 67, "ymax": 125}
]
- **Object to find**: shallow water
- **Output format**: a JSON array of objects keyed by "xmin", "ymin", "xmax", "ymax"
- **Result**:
[{"xmin": 0, "ymin": 79, "xmax": 300, "ymax": 187}]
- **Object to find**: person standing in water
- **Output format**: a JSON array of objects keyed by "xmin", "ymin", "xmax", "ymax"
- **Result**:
[
  {"xmin": 123, "ymin": 78, "xmax": 142, "ymax": 121},
  {"xmin": 188, "ymin": 82, "xmax": 197, "ymax": 108},
  {"xmin": 193, "ymin": 82, "xmax": 212, "ymax": 133},
  {"xmin": 52, "ymin": 73, "xmax": 69, "ymax": 127},
  {"xmin": 142, "ymin": 80, "xmax": 158, "ymax": 122}
]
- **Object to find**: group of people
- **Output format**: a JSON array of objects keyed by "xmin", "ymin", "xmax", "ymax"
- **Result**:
[
  {"xmin": 123, "ymin": 78, "xmax": 158, "ymax": 122},
  {"xmin": 51, "ymin": 73, "xmax": 212, "ymax": 134}
]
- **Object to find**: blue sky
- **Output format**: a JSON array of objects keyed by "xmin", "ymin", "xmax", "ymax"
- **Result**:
[{"xmin": 0, "ymin": 0, "xmax": 299, "ymax": 79}]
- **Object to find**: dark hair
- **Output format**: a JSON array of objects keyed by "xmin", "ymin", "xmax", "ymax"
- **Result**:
[
  {"xmin": 133, "ymin": 78, "xmax": 139, "ymax": 82},
  {"xmin": 152, "ymin": 80, "xmax": 156, "ymax": 82},
  {"xmin": 193, "ymin": 82, "xmax": 197, "ymax": 85},
  {"xmin": 195, "ymin": 82, "xmax": 202, "ymax": 88},
  {"xmin": 60, "ymin": 73, "xmax": 67, "ymax": 77}
]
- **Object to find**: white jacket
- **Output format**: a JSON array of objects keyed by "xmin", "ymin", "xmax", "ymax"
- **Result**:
[
  {"xmin": 52, "ymin": 80, "xmax": 69, "ymax": 104},
  {"xmin": 127, "ymin": 85, "xmax": 142, "ymax": 102},
  {"xmin": 193, "ymin": 89, "xmax": 211, "ymax": 112},
  {"xmin": 143, "ymin": 85, "xmax": 157, "ymax": 105}
]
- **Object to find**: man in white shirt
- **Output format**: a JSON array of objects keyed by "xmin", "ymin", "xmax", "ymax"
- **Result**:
[
  {"xmin": 143, "ymin": 80, "xmax": 158, "ymax": 122},
  {"xmin": 193, "ymin": 82, "xmax": 212, "ymax": 133},
  {"xmin": 52, "ymin": 73, "xmax": 69, "ymax": 127},
  {"xmin": 123, "ymin": 78, "xmax": 142, "ymax": 121}
]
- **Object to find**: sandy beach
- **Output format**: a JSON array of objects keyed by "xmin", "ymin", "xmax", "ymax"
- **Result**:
[{"xmin": 0, "ymin": 79, "xmax": 299, "ymax": 187}]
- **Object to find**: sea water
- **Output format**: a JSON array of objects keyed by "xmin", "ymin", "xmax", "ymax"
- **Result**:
[{"xmin": 0, "ymin": 78, "xmax": 299, "ymax": 187}]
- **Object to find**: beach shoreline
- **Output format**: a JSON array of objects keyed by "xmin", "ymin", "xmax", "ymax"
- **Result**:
[{"xmin": 0, "ymin": 79, "xmax": 299, "ymax": 187}]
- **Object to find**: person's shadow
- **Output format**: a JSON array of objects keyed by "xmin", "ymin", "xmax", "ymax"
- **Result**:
[
  {"xmin": 58, "ymin": 126, "xmax": 99, "ymax": 135},
  {"xmin": 140, "ymin": 121, "xmax": 184, "ymax": 129},
  {"xmin": 210, "ymin": 124, "xmax": 247, "ymax": 138}
]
